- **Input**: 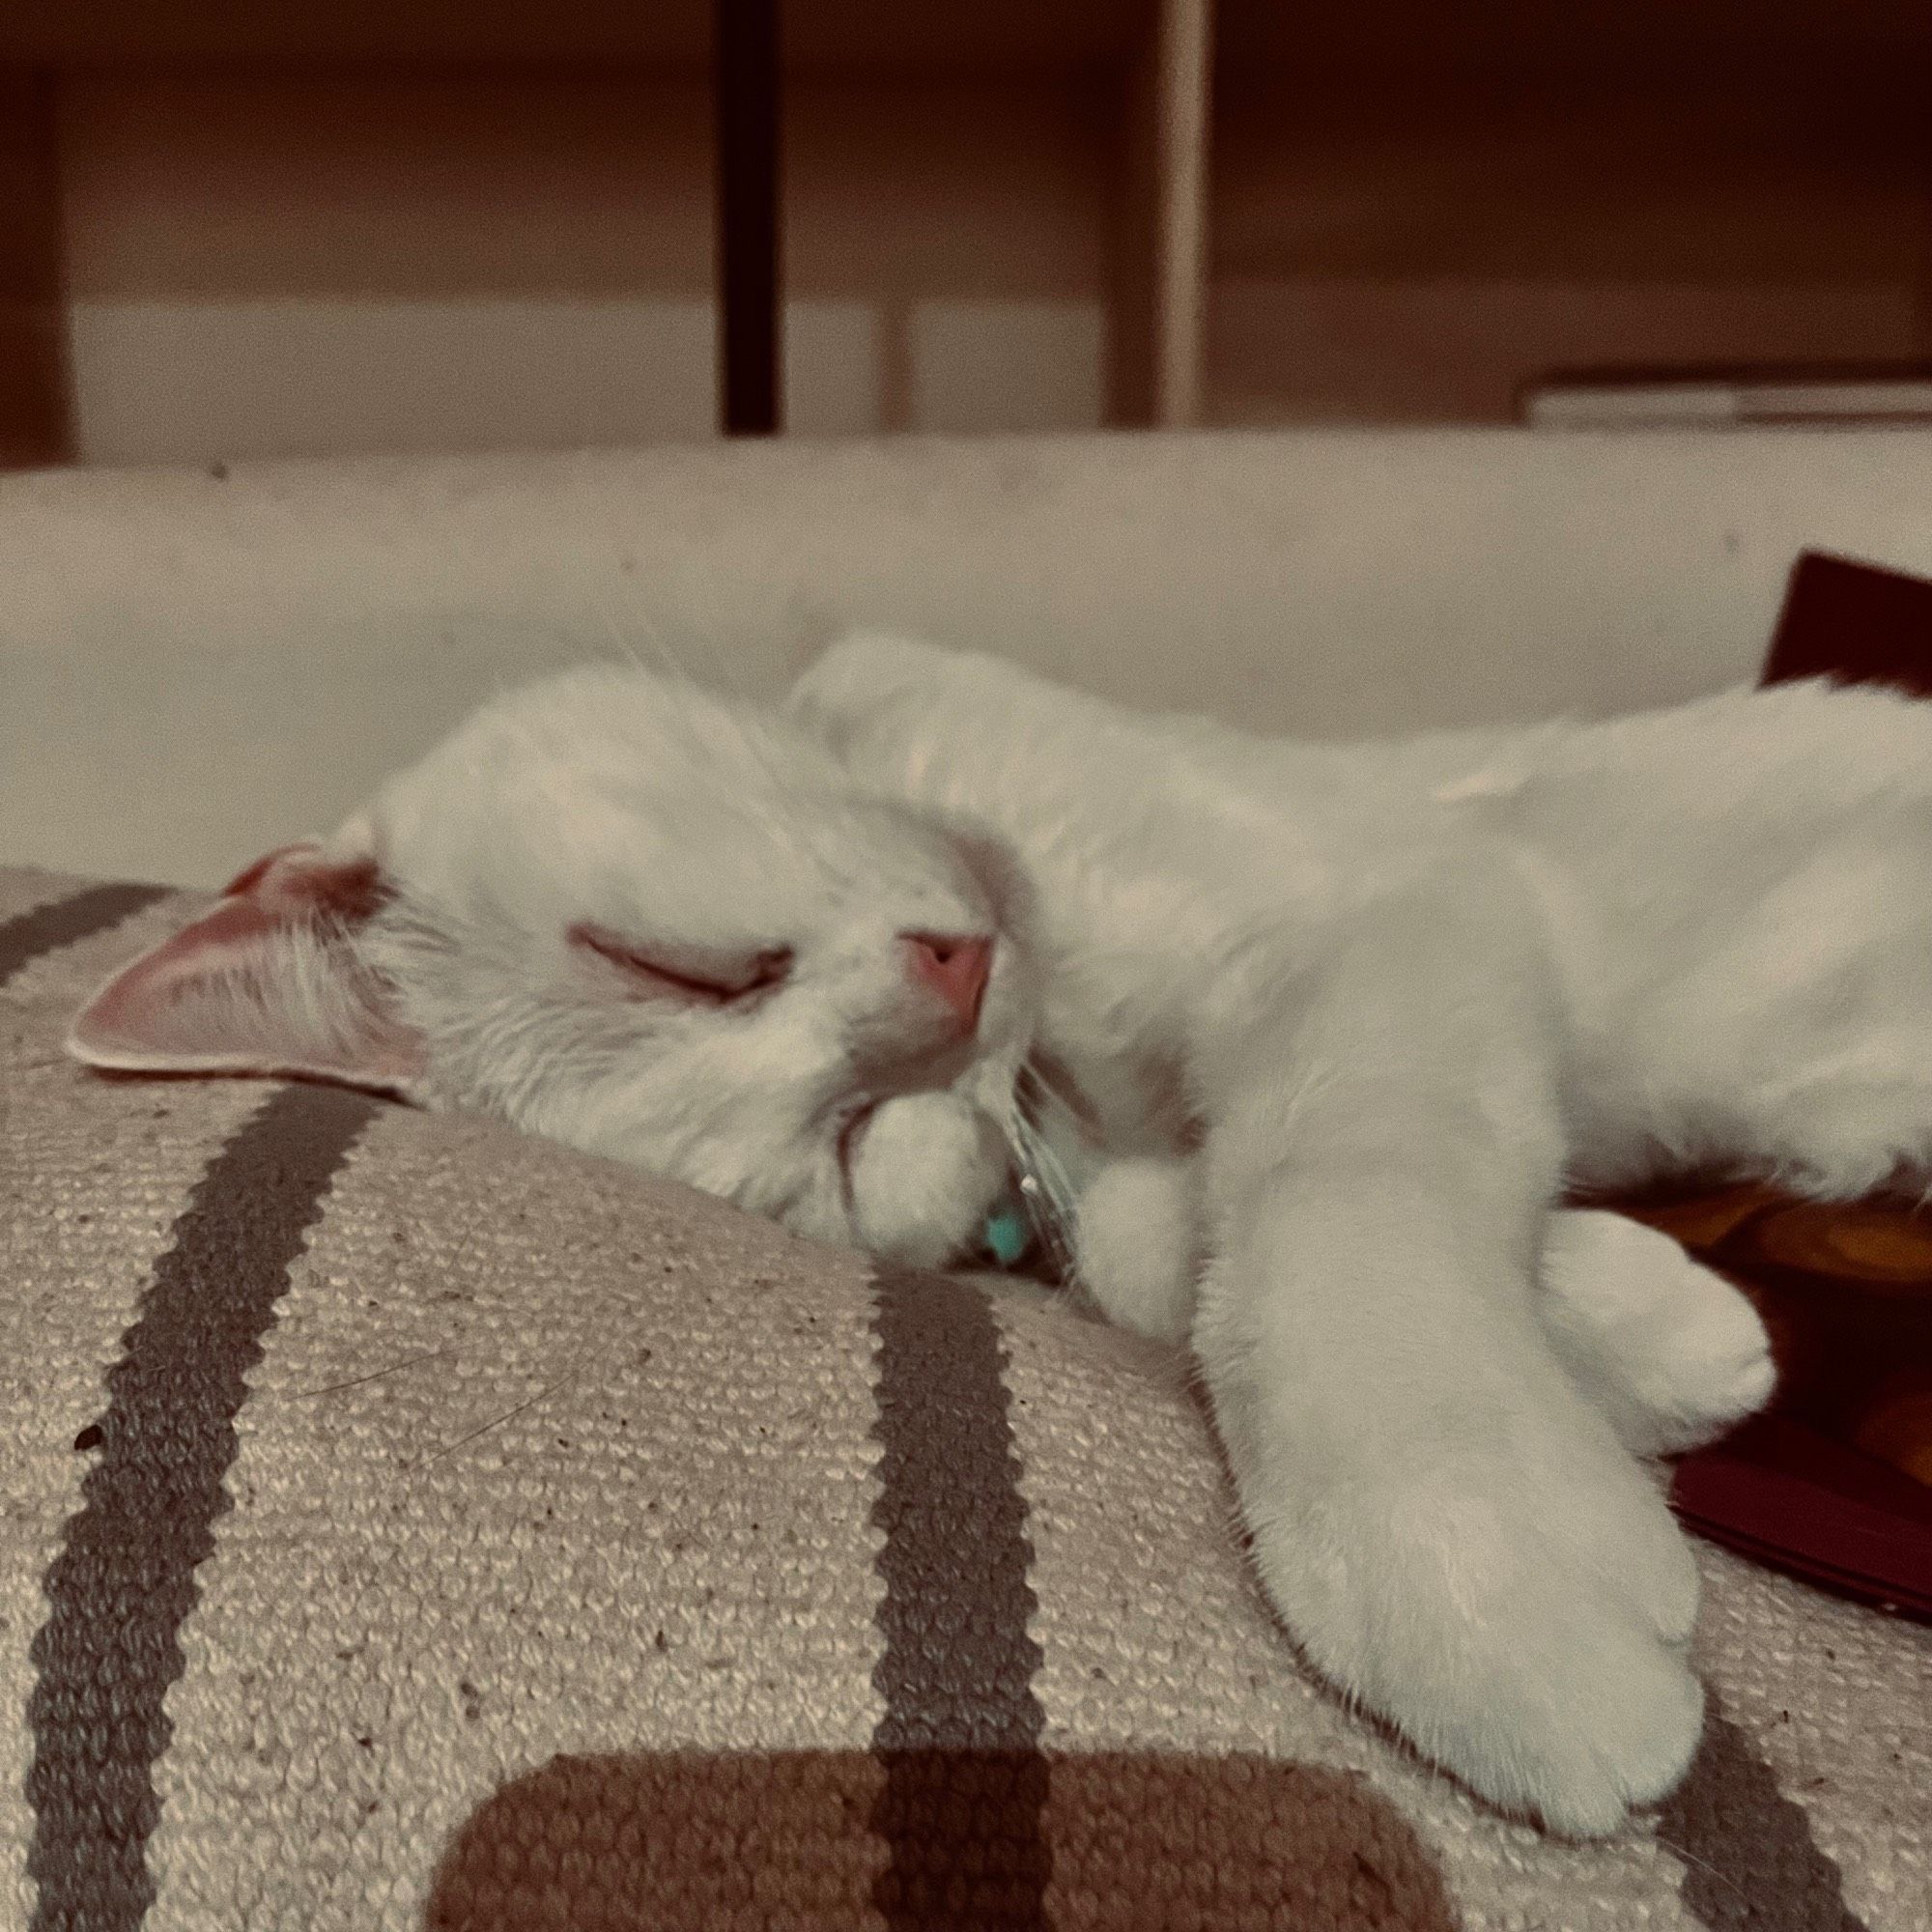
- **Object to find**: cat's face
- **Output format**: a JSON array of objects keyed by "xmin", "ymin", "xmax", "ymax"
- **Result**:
[{"xmin": 71, "ymin": 666, "xmax": 1041, "ymax": 1268}]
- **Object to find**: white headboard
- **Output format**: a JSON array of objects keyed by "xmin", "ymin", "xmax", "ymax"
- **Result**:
[{"xmin": 6, "ymin": 426, "xmax": 1932, "ymax": 884}]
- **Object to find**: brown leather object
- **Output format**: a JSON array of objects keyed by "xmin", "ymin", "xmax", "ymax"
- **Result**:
[{"xmin": 1601, "ymin": 1181, "xmax": 1932, "ymax": 1617}]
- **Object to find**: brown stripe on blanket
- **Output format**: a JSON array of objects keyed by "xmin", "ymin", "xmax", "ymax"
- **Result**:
[
  {"xmin": 426, "ymin": 1751, "xmax": 888, "ymax": 1931},
  {"xmin": 1658, "ymin": 1695, "xmax": 1869, "ymax": 1932},
  {"xmin": 0, "ymin": 881, "xmax": 172, "ymax": 990},
  {"xmin": 421, "ymin": 1260, "xmax": 1463, "ymax": 1930},
  {"xmin": 25, "ymin": 1082, "xmax": 380, "ymax": 1932},
  {"xmin": 866, "ymin": 1264, "xmax": 1050, "ymax": 1930},
  {"xmin": 427, "ymin": 1263, "xmax": 1057, "ymax": 1932},
  {"xmin": 425, "ymin": 1748, "xmax": 1460, "ymax": 1931},
  {"xmin": 1043, "ymin": 1753, "xmax": 1459, "ymax": 1931}
]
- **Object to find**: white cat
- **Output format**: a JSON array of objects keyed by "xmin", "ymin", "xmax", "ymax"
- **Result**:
[{"xmin": 85, "ymin": 631, "xmax": 1932, "ymax": 1838}]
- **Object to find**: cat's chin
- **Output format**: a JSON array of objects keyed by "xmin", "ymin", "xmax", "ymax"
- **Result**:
[{"xmin": 845, "ymin": 1089, "xmax": 1010, "ymax": 1270}]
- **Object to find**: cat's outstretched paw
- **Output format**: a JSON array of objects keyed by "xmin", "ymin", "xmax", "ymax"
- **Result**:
[
  {"xmin": 1233, "ymin": 1382, "xmax": 1705, "ymax": 1835},
  {"xmin": 1540, "ymin": 1209, "xmax": 1776, "ymax": 1456},
  {"xmin": 848, "ymin": 1091, "xmax": 1009, "ymax": 1268},
  {"xmin": 1074, "ymin": 1155, "xmax": 1199, "ymax": 1343}
]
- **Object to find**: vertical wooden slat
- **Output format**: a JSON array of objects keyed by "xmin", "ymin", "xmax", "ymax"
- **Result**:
[
  {"xmin": 716, "ymin": 0, "xmax": 783, "ymax": 436},
  {"xmin": 1147, "ymin": 0, "xmax": 1212, "ymax": 426},
  {"xmin": 0, "ymin": 67, "xmax": 72, "ymax": 469},
  {"xmin": 1110, "ymin": 0, "xmax": 1214, "ymax": 428}
]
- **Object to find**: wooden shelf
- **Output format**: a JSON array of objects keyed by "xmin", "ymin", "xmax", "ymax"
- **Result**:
[
  {"xmin": 1203, "ymin": 60, "xmax": 1932, "ymax": 427},
  {"xmin": 7, "ymin": 1, "xmax": 1930, "ymax": 462},
  {"xmin": 1, "ymin": 2, "xmax": 1218, "ymax": 460},
  {"xmin": 0, "ymin": 1, "xmax": 1137, "ymax": 70}
]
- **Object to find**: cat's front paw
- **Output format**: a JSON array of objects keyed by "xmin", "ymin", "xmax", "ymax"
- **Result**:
[
  {"xmin": 1238, "ymin": 1405, "xmax": 1704, "ymax": 1835},
  {"xmin": 1074, "ymin": 1155, "xmax": 1199, "ymax": 1343},
  {"xmin": 1541, "ymin": 1210, "xmax": 1776, "ymax": 1456},
  {"xmin": 848, "ymin": 1091, "xmax": 1009, "ymax": 1267}
]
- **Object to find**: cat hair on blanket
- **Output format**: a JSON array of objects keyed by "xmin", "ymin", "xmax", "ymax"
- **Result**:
[{"xmin": 82, "ymin": 633, "xmax": 1932, "ymax": 1837}]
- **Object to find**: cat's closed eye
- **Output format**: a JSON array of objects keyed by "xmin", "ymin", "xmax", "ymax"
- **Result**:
[{"xmin": 569, "ymin": 923, "xmax": 793, "ymax": 1004}]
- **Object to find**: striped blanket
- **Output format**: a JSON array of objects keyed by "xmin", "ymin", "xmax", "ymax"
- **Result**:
[{"xmin": 1, "ymin": 867, "xmax": 1925, "ymax": 1931}]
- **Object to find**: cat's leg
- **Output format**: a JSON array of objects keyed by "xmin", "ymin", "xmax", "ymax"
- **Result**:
[
  {"xmin": 848, "ymin": 1090, "xmax": 1012, "ymax": 1267},
  {"xmin": 1189, "ymin": 868, "xmax": 1703, "ymax": 1836},
  {"xmin": 1074, "ymin": 1154, "xmax": 1199, "ymax": 1342},
  {"xmin": 1538, "ymin": 1209, "xmax": 1776, "ymax": 1457},
  {"xmin": 1074, "ymin": 1173, "xmax": 1781, "ymax": 1449},
  {"xmin": 1077, "ymin": 1179, "xmax": 1780, "ymax": 1445}
]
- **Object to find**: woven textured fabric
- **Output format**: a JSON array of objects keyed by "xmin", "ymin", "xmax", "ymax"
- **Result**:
[{"xmin": 2, "ymin": 865, "xmax": 1926, "ymax": 1932}]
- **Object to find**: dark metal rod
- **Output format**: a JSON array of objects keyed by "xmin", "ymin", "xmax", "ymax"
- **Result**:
[
  {"xmin": 0, "ymin": 68, "xmax": 74, "ymax": 468},
  {"xmin": 716, "ymin": 0, "xmax": 781, "ymax": 436}
]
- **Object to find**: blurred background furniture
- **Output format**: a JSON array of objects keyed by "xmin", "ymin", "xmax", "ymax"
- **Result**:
[{"xmin": 4, "ymin": 0, "xmax": 1931, "ymax": 468}]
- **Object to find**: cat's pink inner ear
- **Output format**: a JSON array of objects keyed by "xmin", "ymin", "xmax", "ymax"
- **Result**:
[{"xmin": 67, "ymin": 845, "xmax": 425, "ymax": 1096}]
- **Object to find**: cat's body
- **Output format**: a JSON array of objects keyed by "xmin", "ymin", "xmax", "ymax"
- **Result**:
[
  {"xmin": 805, "ymin": 636, "xmax": 1932, "ymax": 1206},
  {"xmin": 71, "ymin": 635, "xmax": 1929, "ymax": 1837}
]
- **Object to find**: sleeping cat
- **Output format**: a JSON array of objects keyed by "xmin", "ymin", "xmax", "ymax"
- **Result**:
[{"xmin": 83, "ymin": 631, "xmax": 1932, "ymax": 1838}]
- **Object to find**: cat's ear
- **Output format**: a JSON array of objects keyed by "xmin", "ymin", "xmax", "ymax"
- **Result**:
[{"xmin": 67, "ymin": 840, "xmax": 426, "ymax": 1097}]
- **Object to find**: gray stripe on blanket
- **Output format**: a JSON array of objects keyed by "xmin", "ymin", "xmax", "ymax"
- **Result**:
[
  {"xmin": 25, "ymin": 1081, "xmax": 381, "ymax": 1932},
  {"xmin": 1660, "ymin": 1695, "xmax": 1870, "ymax": 1932},
  {"xmin": 0, "ymin": 882, "xmax": 172, "ymax": 990},
  {"xmin": 867, "ymin": 1265, "xmax": 1050, "ymax": 1930}
]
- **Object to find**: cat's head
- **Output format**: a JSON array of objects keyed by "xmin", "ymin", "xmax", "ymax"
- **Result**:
[{"xmin": 68, "ymin": 664, "xmax": 1040, "ymax": 1267}]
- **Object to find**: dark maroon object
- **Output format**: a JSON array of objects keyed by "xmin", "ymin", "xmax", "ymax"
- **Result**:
[
  {"xmin": 1650, "ymin": 550, "xmax": 1932, "ymax": 1619},
  {"xmin": 1761, "ymin": 550, "xmax": 1932, "ymax": 698}
]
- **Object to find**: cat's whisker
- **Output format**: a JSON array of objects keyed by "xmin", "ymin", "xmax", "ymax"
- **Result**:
[
  {"xmin": 588, "ymin": 582, "xmax": 759, "ymax": 714},
  {"xmin": 287, "ymin": 1347, "xmax": 457, "ymax": 1402},
  {"xmin": 995, "ymin": 1062, "xmax": 1089, "ymax": 1281},
  {"xmin": 1652, "ymin": 1836, "xmax": 1750, "ymax": 1904},
  {"xmin": 409, "ymin": 1371, "xmax": 578, "ymax": 1470}
]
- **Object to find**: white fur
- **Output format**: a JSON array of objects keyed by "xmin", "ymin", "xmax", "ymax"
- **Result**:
[
  {"xmin": 1073, "ymin": 1153, "xmax": 1199, "ymax": 1342},
  {"xmin": 1539, "ymin": 1209, "xmax": 1776, "ymax": 1458},
  {"xmin": 783, "ymin": 635, "xmax": 1928, "ymax": 1833},
  {"xmin": 84, "ymin": 637, "xmax": 1928, "ymax": 1835},
  {"xmin": 352, "ymin": 666, "xmax": 1037, "ymax": 1252}
]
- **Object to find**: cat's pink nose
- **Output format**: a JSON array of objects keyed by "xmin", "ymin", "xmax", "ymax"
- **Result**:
[{"xmin": 900, "ymin": 931, "xmax": 994, "ymax": 1037}]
